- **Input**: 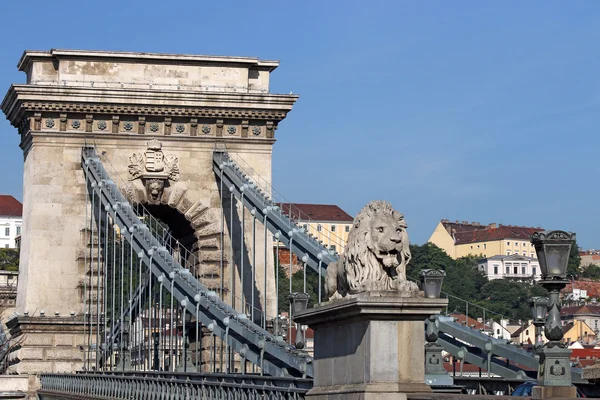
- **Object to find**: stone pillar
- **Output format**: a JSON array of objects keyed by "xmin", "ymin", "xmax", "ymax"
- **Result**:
[{"xmin": 295, "ymin": 292, "xmax": 447, "ymax": 400}]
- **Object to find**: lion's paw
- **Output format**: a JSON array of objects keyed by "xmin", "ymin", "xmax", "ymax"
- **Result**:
[{"xmin": 395, "ymin": 280, "xmax": 420, "ymax": 297}]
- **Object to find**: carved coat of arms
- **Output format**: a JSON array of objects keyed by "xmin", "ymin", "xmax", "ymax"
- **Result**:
[{"xmin": 128, "ymin": 139, "xmax": 180, "ymax": 203}]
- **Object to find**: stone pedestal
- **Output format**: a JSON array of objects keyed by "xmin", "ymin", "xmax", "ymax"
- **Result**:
[
  {"xmin": 532, "ymin": 385, "xmax": 577, "ymax": 399},
  {"xmin": 537, "ymin": 345, "xmax": 572, "ymax": 387},
  {"xmin": 294, "ymin": 291, "xmax": 447, "ymax": 400},
  {"xmin": 6, "ymin": 316, "xmax": 91, "ymax": 374}
]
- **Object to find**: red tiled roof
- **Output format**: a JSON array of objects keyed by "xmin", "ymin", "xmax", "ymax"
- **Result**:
[
  {"xmin": 277, "ymin": 203, "xmax": 353, "ymax": 223},
  {"xmin": 561, "ymin": 304, "xmax": 600, "ymax": 317},
  {"xmin": 570, "ymin": 349, "xmax": 600, "ymax": 359},
  {"xmin": 441, "ymin": 220, "xmax": 489, "ymax": 234},
  {"xmin": 449, "ymin": 313, "xmax": 491, "ymax": 331},
  {"xmin": 454, "ymin": 226, "xmax": 542, "ymax": 245},
  {"xmin": 564, "ymin": 280, "xmax": 600, "ymax": 298},
  {"xmin": 0, "ymin": 195, "xmax": 22, "ymax": 217}
]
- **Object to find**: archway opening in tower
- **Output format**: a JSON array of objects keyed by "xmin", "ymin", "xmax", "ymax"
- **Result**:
[{"xmin": 143, "ymin": 204, "xmax": 197, "ymax": 272}]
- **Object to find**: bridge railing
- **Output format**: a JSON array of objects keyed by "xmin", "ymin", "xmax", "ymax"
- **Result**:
[
  {"xmin": 82, "ymin": 146, "xmax": 312, "ymax": 378},
  {"xmin": 38, "ymin": 371, "xmax": 311, "ymax": 400}
]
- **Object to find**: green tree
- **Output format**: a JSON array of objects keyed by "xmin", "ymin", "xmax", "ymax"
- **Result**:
[
  {"xmin": 0, "ymin": 248, "xmax": 19, "ymax": 271},
  {"xmin": 407, "ymin": 243, "xmax": 454, "ymax": 279},
  {"xmin": 581, "ymin": 264, "xmax": 600, "ymax": 280},
  {"xmin": 443, "ymin": 255, "xmax": 487, "ymax": 316},
  {"xmin": 567, "ymin": 240, "xmax": 582, "ymax": 278},
  {"xmin": 276, "ymin": 265, "xmax": 324, "ymax": 314}
]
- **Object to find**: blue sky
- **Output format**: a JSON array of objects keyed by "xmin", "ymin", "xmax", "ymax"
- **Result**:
[{"xmin": 0, "ymin": 1, "xmax": 598, "ymax": 249}]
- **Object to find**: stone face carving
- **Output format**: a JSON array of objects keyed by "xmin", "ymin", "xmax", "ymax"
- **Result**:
[
  {"xmin": 128, "ymin": 139, "xmax": 180, "ymax": 204},
  {"xmin": 325, "ymin": 200, "xmax": 419, "ymax": 299}
]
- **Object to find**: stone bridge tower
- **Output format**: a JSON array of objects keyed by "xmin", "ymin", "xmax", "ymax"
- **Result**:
[{"xmin": 1, "ymin": 49, "xmax": 297, "ymax": 374}]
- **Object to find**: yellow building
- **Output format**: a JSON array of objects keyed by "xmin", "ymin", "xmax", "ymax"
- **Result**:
[
  {"xmin": 428, "ymin": 219, "xmax": 542, "ymax": 259},
  {"xmin": 562, "ymin": 320, "xmax": 596, "ymax": 345},
  {"xmin": 511, "ymin": 322, "xmax": 543, "ymax": 345},
  {"xmin": 277, "ymin": 203, "xmax": 353, "ymax": 253}
]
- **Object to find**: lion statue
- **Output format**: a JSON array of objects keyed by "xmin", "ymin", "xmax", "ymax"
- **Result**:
[{"xmin": 325, "ymin": 200, "xmax": 419, "ymax": 299}]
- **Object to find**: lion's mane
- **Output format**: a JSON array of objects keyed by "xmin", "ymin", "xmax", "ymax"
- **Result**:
[{"xmin": 326, "ymin": 200, "xmax": 412, "ymax": 298}]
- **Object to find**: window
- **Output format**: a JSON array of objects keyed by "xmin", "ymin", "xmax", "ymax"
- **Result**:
[
  {"xmin": 302, "ymin": 224, "xmax": 308, "ymax": 231},
  {"xmin": 494, "ymin": 266, "xmax": 498, "ymax": 275},
  {"xmin": 16, "ymin": 226, "xmax": 21, "ymax": 235},
  {"xmin": 522, "ymin": 266, "xmax": 526, "ymax": 275},
  {"xmin": 345, "ymin": 226, "xmax": 350, "ymax": 232},
  {"xmin": 317, "ymin": 224, "xmax": 322, "ymax": 232},
  {"xmin": 331, "ymin": 225, "xmax": 336, "ymax": 232},
  {"xmin": 532, "ymin": 267, "xmax": 537, "ymax": 276},
  {"xmin": 531, "ymin": 253, "xmax": 535, "ymax": 258},
  {"xmin": 470, "ymin": 246, "xmax": 473, "ymax": 250},
  {"xmin": 4, "ymin": 227, "xmax": 9, "ymax": 236},
  {"xmin": 507, "ymin": 251, "xmax": 511, "ymax": 255},
  {"xmin": 523, "ymin": 252, "xmax": 526, "ymax": 256},
  {"xmin": 514, "ymin": 266, "xmax": 518, "ymax": 274},
  {"xmin": 483, "ymin": 244, "xmax": 487, "ymax": 250},
  {"xmin": 506, "ymin": 266, "xmax": 510, "ymax": 274},
  {"xmin": 330, "ymin": 245, "xmax": 336, "ymax": 252},
  {"xmin": 525, "ymin": 330, "xmax": 529, "ymax": 335},
  {"xmin": 477, "ymin": 244, "xmax": 480, "ymax": 249},
  {"xmin": 4, "ymin": 244, "xmax": 8, "ymax": 249},
  {"xmin": 507, "ymin": 241, "xmax": 510, "ymax": 246}
]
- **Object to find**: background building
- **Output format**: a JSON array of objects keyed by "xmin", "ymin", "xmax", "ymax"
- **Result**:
[
  {"xmin": 277, "ymin": 203, "xmax": 353, "ymax": 253},
  {"xmin": 477, "ymin": 254, "xmax": 541, "ymax": 281},
  {"xmin": 428, "ymin": 219, "xmax": 542, "ymax": 259},
  {"xmin": 0, "ymin": 196, "xmax": 22, "ymax": 249},
  {"xmin": 561, "ymin": 304, "xmax": 600, "ymax": 335},
  {"xmin": 580, "ymin": 249, "xmax": 600, "ymax": 267}
]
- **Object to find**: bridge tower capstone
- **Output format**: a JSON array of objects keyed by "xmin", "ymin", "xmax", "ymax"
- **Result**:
[{"xmin": 1, "ymin": 49, "xmax": 297, "ymax": 375}]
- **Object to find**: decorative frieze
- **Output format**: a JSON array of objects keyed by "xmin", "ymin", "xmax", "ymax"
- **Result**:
[
  {"xmin": 16, "ymin": 101, "xmax": 289, "ymax": 120},
  {"xmin": 11, "ymin": 111, "xmax": 271, "ymax": 140},
  {"xmin": 59, "ymin": 114, "xmax": 67, "ymax": 131},
  {"xmin": 164, "ymin": 117, "xmax": 172, "ymax": 135},
  {"xmin": 138, "ymin": 117, "xmax": 146, "ymax": 135},
  {"xmin": 216, "ymin": 120, "xmax": 224, "ymax": 137},
  {"xmin": 241, "ymin": 120, "xmax": 249, "ymax": 138},
  {"xmin": 85, "ymin": 115, "xmax": 93, "ymax": 132},
  {"xmin": 34, "ymin": 113, "xmax": 42, "ymax": 130},
  {"xmin": 190, "ymin": 119, "xmax": 198, "ymax": 136},
  {"xmin": 112, "ymin": 116, "xmax": 119, "ymax": 133}
]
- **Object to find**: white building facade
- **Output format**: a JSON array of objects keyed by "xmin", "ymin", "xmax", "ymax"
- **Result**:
[
  {"xmin": 0, "ymin": 195, "xmax": 23, "ymax": 249},
  {"xmin": 477, "ymin": 254, "xmax": 541, "ymax": 281}
]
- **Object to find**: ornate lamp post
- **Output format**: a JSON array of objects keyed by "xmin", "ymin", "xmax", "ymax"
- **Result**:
[
  {"xmin": 420, "ymin": 269, "xmax": 446, "ymax": 299},
  {"xmin": 531, "ymin": 230, "xmax": 575, "ymax": 388},
  {"xmin": 289, "ymin": 292, "xmax": 310, "ymax": 349},
  {"xmin": 422, "ymin": 271, "xmax": 452, "ymax": 386},
  {"xmin": 529, "ymin": 297, "xmax": 549, "ymax": 347}
]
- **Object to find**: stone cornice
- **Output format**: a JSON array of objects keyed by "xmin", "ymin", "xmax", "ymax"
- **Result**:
[
  {"xmin": 2, "ymin": 85, "xmax": 298, "ymax": 126},
  {"xmin": 18, "ymin": 49, "xmax": 280, "ymax": 72}
]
